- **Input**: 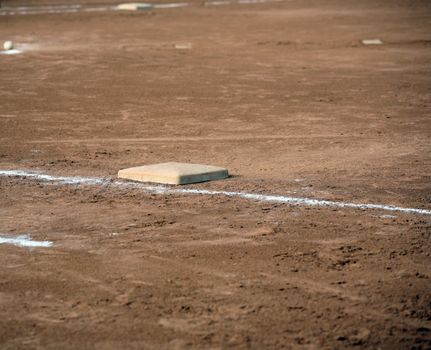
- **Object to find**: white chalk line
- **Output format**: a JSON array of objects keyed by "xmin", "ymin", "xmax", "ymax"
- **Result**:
[
  {"xmin": 0, "ymin": 0, "xmax": 284, "ymax": 16},
  {"xmin": 0, "ymin": 169, "xmax": 430, "ymax": 216},
  {"xmin": 0, "ymin": 5, "xmax": 114, "ymax": 15},
  {"xmin": 0, "ymin": 49, "xmax": 22, "ymax": 55},
  {"xmin": 153, "ymin": 3, "xmax": 189, "ymax": 8},
  {"xmin": 0, "ymin": 234, "xmax": 53, "ymax": 248},
  {"xmin": 6, "ymin": 4, "xmax": 81, "ymax": 10}
]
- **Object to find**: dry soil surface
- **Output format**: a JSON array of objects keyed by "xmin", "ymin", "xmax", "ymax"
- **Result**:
[{"xmin": 0, "ymin": 0, "xmax": 431, "ymax": 349}]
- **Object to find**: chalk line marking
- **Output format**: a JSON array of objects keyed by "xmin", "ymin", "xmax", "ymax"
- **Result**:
[
  {"xmin": 0, "ymin": 4, "xmax": 113, "ymax": 15},
  {"xmin": 204, "ymin": 0, "xmax": 232, "ymax": 5},
  {"xmin": 0, "ymin": 49, "xmax": 22, "ymax": 55},
  {"xmin": 6, "ymin": 4, "xmax": 81, "ymax": 10},
  {"xmin": 0, "ymin": 234, "xmax": 53, "ymax": 248},
  {"xmin": 0, "ymin": 169, "xmax": 430, "ymax": 216},
  {"xmin": 0, "ymin": 0, "xmax": 284, "ymax": 16},
  {"xmin": 153, "ymin": 3, "xmax": 189, "ymax": 8}
]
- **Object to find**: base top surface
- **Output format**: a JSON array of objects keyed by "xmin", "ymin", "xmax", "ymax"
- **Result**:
[{"xmin": 118, "ymin": 162, "xmax": 229, "ymax": 185}]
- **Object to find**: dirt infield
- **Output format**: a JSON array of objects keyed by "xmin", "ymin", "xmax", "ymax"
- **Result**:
[{"xmin": 1, "ymin": 0, "xmax": 431, "ymax": 348}]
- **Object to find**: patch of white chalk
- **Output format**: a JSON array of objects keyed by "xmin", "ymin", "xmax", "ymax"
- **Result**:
[
  {"xmin": 0, "ymin": 4, "xmax": 109, "ymax": 15},
  {"xmin": 0, "ymin": 49, "xmax": 22, "ymax": 55},
  {"xmin": 0, "ymin": 0, "xmax": 288, "ymax": 16},
  {"xmin": 153, "ymin": 3, "xmax": 189, "ymax": 8},
  {"xmin": 0, "ymin": 169, "xmax": 107, "ymax": 186},
  {"xmin": 0, "ymin": 234, "xmax": 53, "ymax": 248},
  {"xmin": 0, "ymin": 169, "xmax": 430, "ymax": 216},
  {"xmin": 7, "ymin": 4, "xmax": 81, "ymax": 10},
  {"xmin": 205, "ymin": 0, "xmax": 231, "ymax": 6}
]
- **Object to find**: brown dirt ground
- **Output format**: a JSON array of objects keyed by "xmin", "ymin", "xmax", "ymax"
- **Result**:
[{"xmin": 1, "ymin": 0, "xmax": 431, "ymax": 349}]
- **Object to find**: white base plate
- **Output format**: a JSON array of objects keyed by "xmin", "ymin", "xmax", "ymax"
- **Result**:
[{"xmin": 118, "ymin": 162, "xmax": 229, "ymax": 185}]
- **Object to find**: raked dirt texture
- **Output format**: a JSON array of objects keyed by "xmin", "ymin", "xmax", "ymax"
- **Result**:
[{"xmin": 0, "ymin": 0, "xmax": 431, "ymax": 349}]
